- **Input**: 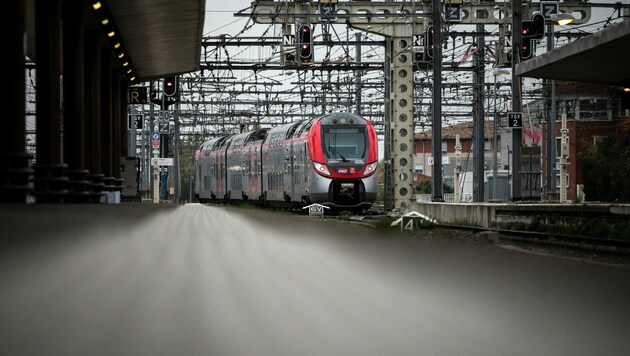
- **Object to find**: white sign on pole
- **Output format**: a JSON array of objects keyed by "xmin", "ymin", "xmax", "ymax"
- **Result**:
[
  {"xmin": 157, "ymin": 158, "xmax": 174, "ymax": 166},
  {"xmin": 428, "ymin": 157, "xmax": 451, "ymax": 165}
]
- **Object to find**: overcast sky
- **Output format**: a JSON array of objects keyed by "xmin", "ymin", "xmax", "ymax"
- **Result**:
[{"xmin": 204, "ymin": 1, "xmax": 259, "ymax": 37}]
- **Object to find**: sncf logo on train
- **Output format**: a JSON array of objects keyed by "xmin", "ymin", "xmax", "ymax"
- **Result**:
[{"xmin": 336, "ymin": 167, "xmax": 357, "ymax": 174}]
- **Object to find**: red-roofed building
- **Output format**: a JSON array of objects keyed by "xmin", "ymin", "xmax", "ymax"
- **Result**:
[{"xmin": 414, "ymin": 120, "xmax": 508, "ymax": 185}]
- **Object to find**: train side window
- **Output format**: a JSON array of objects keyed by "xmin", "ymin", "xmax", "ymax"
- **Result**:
[
  {"xmin": 296, "ymin": 119, "xmax": 315, "ymax": 137},
  {"xmin": 286, "ymin": 121, "xmax": 303, "ymax": 139}
]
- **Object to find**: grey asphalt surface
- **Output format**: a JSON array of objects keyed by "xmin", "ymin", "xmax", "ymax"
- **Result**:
[{"xmin": 1, "ymin": 203, "xmax": 629, "ymax": 355}]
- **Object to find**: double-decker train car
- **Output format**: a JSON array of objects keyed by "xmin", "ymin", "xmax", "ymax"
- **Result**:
[{"xmin": 195, "ymin": 112, "xmax": 379, "ymax": 212}]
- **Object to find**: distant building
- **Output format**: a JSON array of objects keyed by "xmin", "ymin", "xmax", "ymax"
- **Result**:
[
  {"xmin": 413, "ymin": 120, "xmax": 508, "ymax": 194},
  {"xmin": 532, "ymin": 82, "xmax": 630, "ymax": 201},
  {"xmin": 414, "ymin": 82, "xmax": 630, "ymax": 202}
]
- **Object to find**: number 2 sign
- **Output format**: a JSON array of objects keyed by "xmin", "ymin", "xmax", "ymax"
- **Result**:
[{"xmin": 508, "ymin": 112, "xmax": 523, "ymax": 128}]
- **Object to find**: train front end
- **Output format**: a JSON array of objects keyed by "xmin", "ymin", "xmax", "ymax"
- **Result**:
[{"xmin": 307, "ymin": 113, "xmax": 379, "ymax": 211}]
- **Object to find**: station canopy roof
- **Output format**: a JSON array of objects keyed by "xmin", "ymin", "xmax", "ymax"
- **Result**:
[
  {"xmin": 516, "ymin": 20, "xmax": 630, "ymax": 89},
  {"xmin": 26, "ymin": 0, "xmax": 205, "ymax": 81}
]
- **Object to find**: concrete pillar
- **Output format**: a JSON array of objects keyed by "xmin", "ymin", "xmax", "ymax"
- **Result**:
[
  {"xmin": 35, "ymin": 0, "xmax": 63, "ymax": 167},
  {"xmin": 1, "ymin": 1, "xmax": 32, "ymax": 203},
  {"xmin": 62, "ymin": 0, "xmax": 90, "ymax": 202},
  {"xmin": 84, "ymin": 32, "xmax": 102, "ymax": 175},
  {"xmin": 100, "ymin": 52, "xmax": 113, "ymax": 178},
  {"xmin": 34, "ymin": 0, "xmax": 68, "ymax": 202},
  {"xmin": 62, "ymin": 1, "xmax": 86, "ymax": 171}
]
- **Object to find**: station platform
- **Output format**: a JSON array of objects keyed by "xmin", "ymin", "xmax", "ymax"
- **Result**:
[{"xmin": 2, "ymin": 203, "xmax": 630, "ymax": 355}]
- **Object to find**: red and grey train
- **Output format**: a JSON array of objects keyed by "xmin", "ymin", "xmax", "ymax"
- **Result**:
[{"xmin": 194, "ymin": 112, "xmax": 379, "ymax": 212}]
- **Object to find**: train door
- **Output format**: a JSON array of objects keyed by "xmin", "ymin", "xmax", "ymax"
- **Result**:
[
  {"xmin": 251, "ymin": 145, "xmax": 261, "ymax": 198},
  {"xmin": 262, "ymin": 144, "xmax": 269, "ymax": 194},
  {"xmin": 210, "ymin": 152, "xmax": 216, "ymax": 199},
  {"xmin": 195, "ymin": 149, "xmax": 203, "ymax": 199},
  {"xmin": 220, "ymin": 149, "xmax": 229, "ymax": 200},
  {"xmin": 240, "ymin": 149, "xmax": 247, "ymax": 200},
  {"xmin": 294, "ymin": 141, "xmax": 307, "ymax": 197},
  {"xmin": 217, "ymin": 151, "xmax": 224, "ymax": 199},
  {"xmin": 245, "ymin": 149, "xmax": 251, "ymax": 199},
  {"xmin": 285, "ymin": 142, "xmax": 294, "ymax": 199}
]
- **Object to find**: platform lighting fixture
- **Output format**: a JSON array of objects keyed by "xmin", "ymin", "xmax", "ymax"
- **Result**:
[
  {"xmin": 550, "ymin": 13, "xmax": 575, "ymax": 26},
  {"xmin": 90, "ymin": 0, "xmax": 137, "ymax": 82}
]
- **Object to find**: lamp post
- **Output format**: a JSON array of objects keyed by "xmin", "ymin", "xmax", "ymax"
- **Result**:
[
  {"xmin": 492, "ymin": 69, "xmax": 510, "ymax": 201},
  {"xmin": 545, "ymin": 12, "xmax": 574, "ymax": 201}
]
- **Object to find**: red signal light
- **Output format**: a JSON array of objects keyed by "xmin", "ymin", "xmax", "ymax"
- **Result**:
[
  {"xmin": 425, "ymin": 25, "xmax": 435, "ymax": 59},
  {"xmin": 163, "ymin": 76, "xmax": 178, "ymax": 96},
  {"xmin": 297, "ymin": 24, "xmax": 313, "ymax": 62}
]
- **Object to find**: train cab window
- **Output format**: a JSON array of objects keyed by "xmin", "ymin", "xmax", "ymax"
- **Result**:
[{"xmin": 322, "ymin": 127, "xmax": 367, "ymax": 160}]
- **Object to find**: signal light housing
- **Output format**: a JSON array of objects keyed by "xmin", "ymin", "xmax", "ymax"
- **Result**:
[
  {"xmin": 521, "ymin": 39, "xmax": 533, "ymax": 59},
  {"xmin": 521, "ymin": 13, "xmax": 545, "ymax": 59},
  {"xmin": 425, "ymin": 25, "xmax": 435, "ymax": 60},
  {"xmin": 297, "ymin": 24, "xmax": 313, "ymax": 64},
  {"xmin": 163, "ymin": 76, "xmax": 178, "ymax": 97}
]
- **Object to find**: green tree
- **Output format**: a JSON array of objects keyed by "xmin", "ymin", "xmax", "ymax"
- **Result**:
[
  {"xmin": 581, "ymin": 132, "xmax": 630, "ymax": 202},
  {"xmin": 414, "ymin": 180, "xmax": 454, "ymax": 194},
  {"xmin": 415, "ymin": 180, "xmax": 431, "ymax": 194}
]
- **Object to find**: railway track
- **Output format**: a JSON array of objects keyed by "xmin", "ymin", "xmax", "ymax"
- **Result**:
[
  {"xmin": 441, "ymin": 223, "xmax": 630, "ymax": 256},
  {"xmin": 322, "ymin": 211, "xmax": 630, "ymax": 266}
]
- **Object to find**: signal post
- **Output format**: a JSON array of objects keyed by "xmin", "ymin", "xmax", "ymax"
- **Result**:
[{"xmin": 149, "ymin": 76, "xmax": 180, "ymax": 203}]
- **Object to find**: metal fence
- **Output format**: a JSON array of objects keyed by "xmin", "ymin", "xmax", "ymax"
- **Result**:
[{"xmin": 414, "ymin": 193, "xmax": 473, "ymax": 203}]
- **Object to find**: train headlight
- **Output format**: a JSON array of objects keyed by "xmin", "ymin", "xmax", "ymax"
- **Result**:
[
  {"xmin": 362, "ymin": 162, "xmax": 377, "ymax": 177},
  {"xmin": 313, "ymin": 162, "xmax": 331, "ymax": 176}
]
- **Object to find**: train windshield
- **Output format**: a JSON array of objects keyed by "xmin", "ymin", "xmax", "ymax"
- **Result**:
[{"xmin": 322, "ymin": 127, "xmax": 367, "ymax": 161}]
